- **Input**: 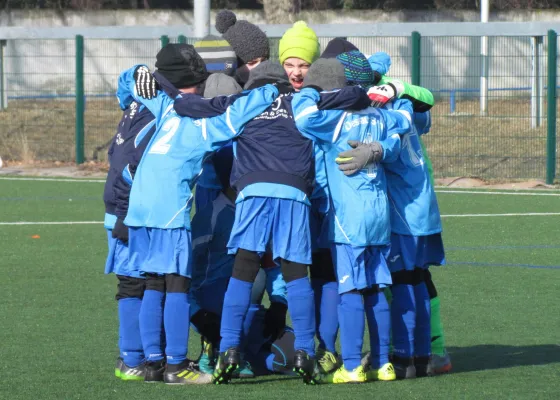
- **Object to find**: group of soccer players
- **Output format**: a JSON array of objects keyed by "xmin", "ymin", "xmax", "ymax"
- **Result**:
[{"xmin": 103, "ymin": 9, "xmax": 452, "ymax": 385}]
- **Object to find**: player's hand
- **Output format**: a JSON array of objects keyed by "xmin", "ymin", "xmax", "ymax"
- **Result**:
[
  {"xmin": 191, "ymin": 309, "xmax": 221, "ymax": 345},
  {"xmin": 263, "ymin": 301, "xmax": 288, "ymax": 341},
  {"xmin": 133, "ymin": 66, "xmax": 159, "ymax": 100},
  {"xmin": 112, "ymin": 218, "xmax": 129, "ymax": 244},
  {"xmin": 336, "ymin": 140, "xmax": 383, "ymax": 176},
  {"xmin": 367, "ymin": 83, "xmax": 398, "ymax": 108}
]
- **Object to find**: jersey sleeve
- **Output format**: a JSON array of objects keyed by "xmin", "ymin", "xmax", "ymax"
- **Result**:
[
  {"xmin": 205, "ymin": 84, "xmax": 279, "ymax": 144},
  {"xmin": 174, "ymin": 92, "xmax": 248, "ymax": 118},
  {"xmin": 380, "ymin": 75, "xmax": 434, "ymax": 113},
  {"xmin": 379, "ymin": 133, "xmax": 402, "ymax": 164},
  {"xmin": 116, "ymin": 65, "xmax": 173, "ymax": 122},
  {"xmin": 292, "ymin": 87, "xmax": 347, "ymax": 142},
  {"xmin": 317, "ymin": 86, "xmax": 371, "ymax": 111}
]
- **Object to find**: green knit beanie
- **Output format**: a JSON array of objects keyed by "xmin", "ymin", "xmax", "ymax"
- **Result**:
[{"xmin": 279, "ymin": 21, "xmax": 320, "ymax": 65}]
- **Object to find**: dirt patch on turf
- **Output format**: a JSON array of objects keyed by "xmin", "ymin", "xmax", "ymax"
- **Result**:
[{"xmin": 436, "ymin": 177, "xmax": 557, "ymax": 190}]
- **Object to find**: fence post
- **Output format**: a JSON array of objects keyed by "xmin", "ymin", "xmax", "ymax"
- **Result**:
[
  {"xmin": 161, "ymin": 35, "xmax": 169, "ymax": 48},
  {"xmin": 75, "ymin": 35, "xmax": 84, "ymax": 165},
  {"xmin": 178, "ymin": 35, "xmax": 187, "ymax": 44},
  {"xmin": 546, "ymin": 29, "xmax": 557, "ymax": 185},
  {"xmin": 0, "ymin": 40, "xmax": 7, "ymax": 110},
  {"xmin": 411, "ymin": 31, "xmax": 421, "ymax": 86}
]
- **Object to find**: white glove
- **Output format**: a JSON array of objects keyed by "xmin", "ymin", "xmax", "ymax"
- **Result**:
[{"xmin": 367, "ymin": 83, "xmax": 399, "ymax": 108}]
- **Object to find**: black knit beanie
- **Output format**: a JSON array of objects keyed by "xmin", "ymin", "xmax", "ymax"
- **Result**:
[{"xmin": 155, "ymin": 44, "xmax": 209, "ymax": 88}]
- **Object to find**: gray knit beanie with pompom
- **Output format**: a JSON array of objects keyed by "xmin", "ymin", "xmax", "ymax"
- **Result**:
[{"xmin": 215, "ymin": 10, "xmax": 270, "ymax": 65}]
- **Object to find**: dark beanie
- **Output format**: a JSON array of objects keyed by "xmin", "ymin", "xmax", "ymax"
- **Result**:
[
  {"xmin": 215, "ymin": 10, "xmax": 270, "ymax": 64},
  {"xmin": 155, "ymin": 44, "xmax": 209, "ymax": 88},
  {"xmin": 320, "ymin": 38, "xmax": 359, "ymax": 59}
]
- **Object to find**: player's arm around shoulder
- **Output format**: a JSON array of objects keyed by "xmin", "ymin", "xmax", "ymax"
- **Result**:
[
  {"xmin": 117, "ymin": 65, "xmax": 173, "ymax": 124},
  {"xmin": 292, "ymin": 87, "xmax": 346, "ymax": 142},
  {"xmin": 205, "ymin": 84, "xmax": 279, "ymax": 143}
]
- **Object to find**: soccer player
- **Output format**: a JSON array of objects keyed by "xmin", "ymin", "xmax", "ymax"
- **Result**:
[
  {"xmin": 103, "ymin": 95, "xmax": 156, "ymax": 381},
  {"xmin": 337, "ymin": 53, "xmax": 447, "ymax": 379},
  {"xmin": 292, "ymin": 55, "xmax": 413, "ymax": 384},
  {"xmin": 116, "ymin": 43, "xmax": 279, "ymax": 384}
]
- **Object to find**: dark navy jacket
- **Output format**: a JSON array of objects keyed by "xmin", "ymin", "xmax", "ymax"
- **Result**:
[
  {"xmin": 103, "ymin": 101, "xmax": 156, "ymax": 218},
  {"xmin": 173, "ymin": 85, "xmax": 370, "ymax": 198}
]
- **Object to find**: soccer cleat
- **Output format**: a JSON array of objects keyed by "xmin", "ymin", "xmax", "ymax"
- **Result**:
[
  {"xmin": 392, "ymin": 356, "xmax": 416, "ymax": 380},
  {"xmin": 115, "ymin": 357, "xmax": 124, "ymax": 378},
  {"xmin": 293, "ymin": 350, "xmax": 319, "ymax": 385},
  {"xmin": 430, "ymin": 351, "xmax": 452, "ymax": 374},
  {"xmin": 198, "ymin": 338, "xmax": 216, "ymax": 375},
  {"xmin": 144, "ymin": 359, "xmax": 166, "ymax": 383},
  {"xmin": 414, "ymin": 356, "xmax": 434, "ymax": 378},
  {"xmin": 212, "ymin": 348, "xmax": 240, "ymax": 385},
  {"xmin": 316, "ymin": 348, "xmax": 339, "ymax": 374},
  {"xmin": 365, "ymin": 362, "xmax": 396, "ymax": 382},
  {"xmin": 232, "ymin": 358, "xmax": 255, "ymax": 379},
  {"xmin": 118, "ymin": 360, "xmax": 146, "ymax": 381},
  {"xmin": 164, "ymin": 359, "xmax": 212, "ymax": 385},
  {"xmin": 320, "ymin": 365, "xmax": 367, "ymax": 384}
]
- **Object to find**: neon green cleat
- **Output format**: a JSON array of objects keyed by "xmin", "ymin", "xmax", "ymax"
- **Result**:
[
  {"xmin": 365, "ymin": 362, "xmax": 396, "ymax": 382},
  {"xmin": 115, "ymin": 358, "xmax": 123, "ymax": 379},
  {"xmin": 320, "ymin": 365, "xmax": 367, "ymax": 384},
  {"xmin": 232, "ymin": 358, "xmax": 255, "ymax": 379},
  {"xmin": 316, "ymin": 349, "xmax": 339, "ymax": 374},
  {"xmin": 198, "ymin": 338, "xmax": 215, "ymax": 375}
]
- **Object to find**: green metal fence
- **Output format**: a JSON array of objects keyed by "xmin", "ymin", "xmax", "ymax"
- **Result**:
[{"xmin": 0, "ymin": 32, "xmax": 557, "ymax": 183}]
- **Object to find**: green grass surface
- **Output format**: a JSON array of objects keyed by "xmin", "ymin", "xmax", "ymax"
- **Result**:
[{"xmin": 1, "ymin": 178, "xmax": 559, "ymax": 399}]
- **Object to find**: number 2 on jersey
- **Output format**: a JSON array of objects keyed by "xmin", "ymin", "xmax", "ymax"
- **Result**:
[{"xmin": 148, "ymin": 117, "xmax": 180, "ymax": 155}]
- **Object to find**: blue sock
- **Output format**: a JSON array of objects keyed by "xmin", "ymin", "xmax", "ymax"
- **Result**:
[
  {"xmin": 364, "ymin": 290, "xmax": 391, "ymax": 368},
  {"xmin": 286, "ymin": 277, "xmax": 316, "ymax": 356},
  {"xmin": 390, "ymin": 284, "xmax": 416, "ymax": 359},
  {"xmin": 220, "ymin": 278, "xmax": 252, "ymax": 352},
  {"xmin": 319, "ymin": 281, "xmax": 339, "ymax": 353},
  {"xmin": 338, "ymin": 293, "xmax": 363, "ymax": 371},
  {"xmin": 311, "ymin": 278, "xmax": 325, "ymax": 347},
  {"xmin": 242, "ymin": 304, "xmax": 263, "ymax": 356},
  {"xmin": 164, "ymin": 292, "xmax": 190, "ymax": 365},
  {"xmin": 118, "ymin": 298, "xmax": 144, "ymax": 367},
  {"xmin": 414, "ymin": 281, "xmax": 431, "ymax": 357},
  {"xmin": 139, "ymin": 290, "xmax": 165, "ymax": 362}
]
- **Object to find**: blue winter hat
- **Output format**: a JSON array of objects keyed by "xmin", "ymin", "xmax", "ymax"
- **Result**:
[
  {"xmin": 336, "ymin": 50, "xmax": 374, "ymax": 89},
  {"xmin": 368, "ymin": 52, "xmax": 392, "ymax": 76}
]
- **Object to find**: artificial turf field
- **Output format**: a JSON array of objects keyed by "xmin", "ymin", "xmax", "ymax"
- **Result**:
[{"xmin": 1, "ymin": 176, "xmax": 559, "ymax": 400}]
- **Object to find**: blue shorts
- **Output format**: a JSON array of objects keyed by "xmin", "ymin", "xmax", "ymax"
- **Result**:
[
  {"xmin": 195, "ymin": 186, "xmax": 221, "ymax": 214},
  {"xmin": 104, "ymin": 229, "xmax": 141, "ymax": 278},
  {"xmin": 388, "ymin": 233, "xmax": 446, "ymax": 273},
  {"xmin": 228, "ymin": 197, "xmax": 312, "ymax": 265},
  {"xmin": 310, "ymin": 196, "xmax": 330, "ymax": 252},
  {"xmin": 331, "ymin": 244, "xmax": 392, "ymax": 295},
  {"xmin": 128, "ymin": 227, "xmax": 192, "ymax": 277}
]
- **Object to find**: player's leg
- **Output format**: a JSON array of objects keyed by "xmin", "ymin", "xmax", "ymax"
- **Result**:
[
  {"xmin": 361, "ymin": 246, "xmax": 394, "ymax": 382},
  {"xmin": 115, "ymin": 275, "xmax": 146, "ymax": 381},
  {"xmin": 272, "ymin": 199, "xmax": 317, "ymax": 384},
  {"xmin": 412, "ymin": 268, "xmax": 431, "ymax": 378},
  {"xmin": 310, "ymin": 249, "xmax": 340, "ymax": 374},
  {"xmin": 426, "ymin": 270, "xmax": 452, "ymax": 373}
]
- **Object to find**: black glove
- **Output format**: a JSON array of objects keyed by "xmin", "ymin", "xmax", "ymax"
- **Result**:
[
  {"xmin": 263, "ymin": 301, "xmax": 288, "ymax": 341},
  {"xmin": 336, "ymin": 140, "xmax": 384, "ymax": 176},
  {"xmin": 112, "ymin": 218, "xmax": 129, "ymax": 244},
  {"xmin": 191, "ymin": 309, "xmax": 221, "ymax": 345},
  {"xmin": 134, "ymin": 66, "xmax": 159, "ymax": 100}
]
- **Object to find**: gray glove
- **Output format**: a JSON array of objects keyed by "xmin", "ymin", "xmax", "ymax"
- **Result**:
[
  {"xmin": 303, "ymin": 58, "xmax": 347, "ymax": 92},
  {"xmin": 336, "ymin": 140, "xmax": 383, "ymax": 176}
]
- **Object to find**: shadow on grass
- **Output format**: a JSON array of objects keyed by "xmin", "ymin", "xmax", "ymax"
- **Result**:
[{"xmin": 448, "ymin": 344, "xmax": 560, "ymax": 373}]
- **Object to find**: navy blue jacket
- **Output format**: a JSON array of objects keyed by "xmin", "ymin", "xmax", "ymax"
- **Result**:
[
  {"xmin": 173, "ymin": 85, "xmax": 370, "ymax": 197},
  {"xmin": 103, "ymin": 101, "xmax": 156, "ymax": 218}
]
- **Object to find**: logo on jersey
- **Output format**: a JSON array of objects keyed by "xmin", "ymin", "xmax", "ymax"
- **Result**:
[
  {"xmin": 115, "ymin": 133, "xmax": 124, "ymax": 145},
  {"xmin": 339, "ymin": 275, "xmax": 350, "ymax": 284},
  {"xmin": 129, "ymin": 101, "xmax": 138, "ymax": 119},
  {"xmin": 254, "ymin": 94, "xmax": 292, "ymax": 121},
  {"xmin": 389, "ymin": 254, "xmax": 401, "ymax": 263}
]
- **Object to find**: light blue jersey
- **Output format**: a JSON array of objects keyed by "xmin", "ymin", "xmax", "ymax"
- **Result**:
[
  {"xmin": 383, "ymin": 108, "xmax": 442, "ymax": 236},
  {"xmin": 311, "ymin": 144, "xmax": 329, "ymax": 201},
  {"xmin": 116, "ymin": 65, "xmax": 278, "ymax": 230},
  {"xmin": 292, "ymin": 88, "xmax": 412, "ymax": 247}
]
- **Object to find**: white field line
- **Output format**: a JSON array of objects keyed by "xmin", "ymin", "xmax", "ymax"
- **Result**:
[
  {"xmin": 0, "ymin": 221, "xmax": 103, "ymax": 225},
  {"xmin": 435, "ymin": 189, "xmax": 560, "ymax": 196},
  {"xmin": 441, "ymin": 212, "xmax": 560, "ymax": 218}
]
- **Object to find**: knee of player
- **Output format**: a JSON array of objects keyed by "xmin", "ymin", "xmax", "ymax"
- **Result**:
[{"xmin": 116, "ymin": 275, "xmax": 145, "ymax": 300}]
